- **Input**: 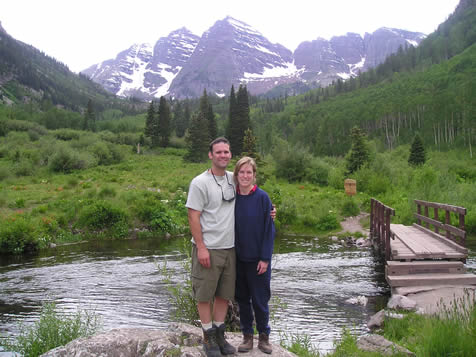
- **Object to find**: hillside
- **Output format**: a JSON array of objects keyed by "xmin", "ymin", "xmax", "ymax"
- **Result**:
[
  {"xmin": 0, "ymin": 24, "xmax": 141, "ymax": 114},
  {"xmin": 250, "ymin": 0, "xmax": 476, "ymax": 156}
]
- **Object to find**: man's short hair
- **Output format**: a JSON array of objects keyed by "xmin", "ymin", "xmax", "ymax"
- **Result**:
[{"xmin": 209, "ymin": 137, "xmax": 230, "ymax": 153}]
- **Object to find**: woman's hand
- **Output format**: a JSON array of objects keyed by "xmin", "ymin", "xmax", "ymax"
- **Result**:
[{"xmin": 257, "ymin": 260, "xmax": 269, "ymax": 275}]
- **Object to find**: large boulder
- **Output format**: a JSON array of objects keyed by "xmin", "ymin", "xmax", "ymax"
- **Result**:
[
  {"xmin": 357, "ymin": 334, "xmax": 415, "ymax": 356},
  {"xmin": 41, "ymin": 323, "xmax": 297, "ymax": 357}
]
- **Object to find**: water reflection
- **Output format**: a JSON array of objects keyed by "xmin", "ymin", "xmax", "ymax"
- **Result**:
[{"xmin": 0, "ymin": 234, "xmax": 473, "ymax": 355}]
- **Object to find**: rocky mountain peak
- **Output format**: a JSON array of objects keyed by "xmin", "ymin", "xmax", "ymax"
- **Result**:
[{"xmin": 82, "ymin": 18, "xmax": 425, "ymax": 99}]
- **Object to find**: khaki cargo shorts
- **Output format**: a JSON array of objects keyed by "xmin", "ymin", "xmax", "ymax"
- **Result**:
[{"xmin": 191, "ymin": 245, "xmax": 236, "ymax": 302}]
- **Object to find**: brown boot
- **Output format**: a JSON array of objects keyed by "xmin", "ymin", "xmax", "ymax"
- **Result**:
[
  {"xmin": 258, "ymin": 333, "xmax": 272, "ymax": 354},
  {"xmin": 238, "ymin": 333, "xmax": 254, "ymax": 352}
]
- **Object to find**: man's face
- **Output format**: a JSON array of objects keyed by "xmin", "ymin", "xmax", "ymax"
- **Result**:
[{"xmin": 209, "ymin": 142, "xmax": 232, "ymax": 170}]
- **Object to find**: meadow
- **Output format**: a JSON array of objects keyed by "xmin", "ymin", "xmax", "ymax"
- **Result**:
[{"xmin": 0, "ymin": 116, "xmax": 475, "ymax": 254}]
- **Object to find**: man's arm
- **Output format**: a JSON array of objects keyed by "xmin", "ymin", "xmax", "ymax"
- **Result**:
[{"xmin": 187, "ymin": 208, "xmax": 211, "ymax": 268}]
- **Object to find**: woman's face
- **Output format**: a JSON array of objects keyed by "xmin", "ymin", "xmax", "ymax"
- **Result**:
[{"xmin": 237, "ymin": 163, "xmax": 255, "ymax": 189}]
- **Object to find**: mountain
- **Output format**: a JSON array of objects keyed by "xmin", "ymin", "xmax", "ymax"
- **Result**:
[
  {"xmin": 82, "ymin": 28, "xmax": 200, "ymax": 100},
  {"xmin": 83, "ymin": 17, "xmax": 425, "ymax": 100}
]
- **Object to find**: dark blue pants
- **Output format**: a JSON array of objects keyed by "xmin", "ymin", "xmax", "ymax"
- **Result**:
[{"xmin": 235, "ymin": 259, "xmax": 271, "ymax": 335}]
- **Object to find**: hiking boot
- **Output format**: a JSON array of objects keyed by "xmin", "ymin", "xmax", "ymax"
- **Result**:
[
  {"xmin": 238, "ymin": 333, "xmax": 254, "ymax": 352},
  {"xmin": 258, "ymin": 333, "xmax": 272, "ymax": 354},
  {"xmin": 202, "ymin": 327, "xmax": 222, "ymax": 357},
  {"xmin": 215, "ymin": 324, "xmax": 237, "ymax": 355}
]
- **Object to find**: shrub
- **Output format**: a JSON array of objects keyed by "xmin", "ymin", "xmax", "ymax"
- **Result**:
[
  {"xmin": 89, "ymin": 142, "xmax": 124, "ymax": 166},
  {"xmin": 137, "ymin": 201, "xmax": 178, "ymax": 233},
  {"xmin": 328, "ymin": 167, "xmax": 345, "ymax": 190},
  {"xmin": 0, "ymin": 166, "xmax": 10, "ymax": 181},
  {"xmin": 273, "ymin": 144, "xmax": 309, "ymax": 182},
  {"xmin": 305, "ymin": 158, "xmax": 330, "ymax": 185},
  {"xmin": 48, "ymin": 147, "xmax": 93, "ymax": 173},
  {"xmin": 0, "ymin": 215, "xmax": 38, "ymax": 254},
  {"xmin": 341, "ymin": 197, "xmax": 360, "ymax": 217},
  {"xmin": 14, "ymin": 161, "xmax": 36, "ymax": 177},
  {"xmin": 316, "ymin": 212, "xmax": 339, "ymax": 231},
  {"xmin": 53, "ymin": 129, "xmax": 81, "ymax": 141},
  {"xmin": 78, "ymin": 201, "xmax": 128, "ymax": 235},
  {"xmin": 277, "ymin": 198, "xmax": 297, "ymax": 226},
  {"xmin": 0, "ymin": 302, "xmax": 101, "ymax": 357}
]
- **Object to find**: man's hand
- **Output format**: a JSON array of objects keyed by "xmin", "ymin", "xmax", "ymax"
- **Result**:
[
  {"xmin": 257, "ymin": 260, "xmax": 269, "ymax": 275},
  {"xmin": 270, "ymin": 204, "xmax": 277, "ymax": 221},
  {"xmin": 197, "ymin": 246, "xmax": 211, "ymax": 268}
]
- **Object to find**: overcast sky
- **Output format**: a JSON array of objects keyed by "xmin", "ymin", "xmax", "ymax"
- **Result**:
[{"xmin": 2, "ymin": 0, "xmax": 460, "ymax": 73}]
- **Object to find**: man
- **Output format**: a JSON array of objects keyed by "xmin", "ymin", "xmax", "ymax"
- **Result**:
[{"xmin": 186, "ymin": 137, "xmax": 237, "ymax": 357}]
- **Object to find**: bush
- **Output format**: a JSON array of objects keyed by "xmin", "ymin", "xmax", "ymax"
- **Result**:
[
  {"xmin": 305, "ymin": 158, "xmax": 330, "ymax": 185},
  {"xmin": 89, "ymin": 142, "xmax": 124, "ymax": 166},
  {"xmin": 0, "ymin": 215, "xmax": 38, "ymax": 254},
  {"xmin": 14, "ymin": 161, "xmax": 36, "ymax": 177},
  {"xmin": 316, "ymin": 212, "xmax": 339, "ymax": 231},
  {"xmin": 341, "ymin": 197, "xmax": 360, "ymax": 217},
  {"xmin": 137, "ymin": 201, "xmax": 178, "ymax": 233},
  {"xmin": 0, "ymin": 302, "xmax": 101, "ymax": 357},
  {"xmin": 53, "ymin": 129, "xmax": 81, "ymax": 141},
  {"xmin": 273, "ymin": 144, "xmax": 309, "ymax": 182},
  {"xmin": 48, "ymin": 147, "xmax": 94, "ymax": 173},
  {"xmin": 277, "ymin": 198, "xmax": 297, "ymax": 226},
  {"xmin": 78, "ymin": 201, "xmax": 128, "ymax": 234}
]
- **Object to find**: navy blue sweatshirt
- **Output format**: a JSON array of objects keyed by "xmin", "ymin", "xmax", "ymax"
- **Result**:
[{"xmin": 235, "ymin": 187, "xmax": 275, "ymax": 262}]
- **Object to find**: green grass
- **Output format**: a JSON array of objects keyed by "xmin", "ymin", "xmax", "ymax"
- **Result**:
[{"xmin": 0, "ymin": 302, "xmax": 101, "ymax": 357}]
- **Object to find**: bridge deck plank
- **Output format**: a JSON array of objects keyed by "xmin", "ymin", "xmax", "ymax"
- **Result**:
[{"xmin": 389, "ymin": 224, "xmax": 466, "ymax": 260}]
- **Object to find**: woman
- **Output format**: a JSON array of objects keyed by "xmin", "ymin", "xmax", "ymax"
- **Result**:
[{"xmin": 233, "ymin": 156, "xmax": 276, "ymax": 354}]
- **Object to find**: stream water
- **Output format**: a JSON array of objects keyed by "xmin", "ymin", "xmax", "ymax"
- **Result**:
[{"xmin": 1, "ymin": 234, "xmax": 474, "ymax": 355}]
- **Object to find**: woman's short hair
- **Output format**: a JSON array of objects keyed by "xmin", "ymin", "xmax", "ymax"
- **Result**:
[{"xmin": 233, "ymin": 156, "xmax": 257, "ymax": 184}]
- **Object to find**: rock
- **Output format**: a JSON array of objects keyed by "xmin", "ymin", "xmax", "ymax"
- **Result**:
[
  {"xmin": 387, "ymin": 294, "xmax": 417, "ymax": 311},
  {"xmin": 40, "ymin": 323, "xmax": 297, "ymax": 357},
  {"xmin": 345, "ymin": 295, "xmax": 368, "ymax": 306},
  {"xmin": 357, "ymin": 334, "xmax": 415, "ymax": 356},
  {"xmin": 367, "ymin": 309, "xmax": 385, "ymax": 329},
  {"xmin": 355, "ymin": 238, "xmax": 371, "ymax": 247}
]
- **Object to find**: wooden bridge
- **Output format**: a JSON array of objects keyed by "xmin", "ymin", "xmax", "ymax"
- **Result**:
[{"xmin": 370, "ymin": 198, "xmax": 476, "ymax": 292}]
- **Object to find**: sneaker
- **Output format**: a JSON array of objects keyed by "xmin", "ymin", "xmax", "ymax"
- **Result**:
[
  {"xmin": 258, "ymin": 333, "xmax": 272, "ymax": 354},
  {"xmin": 215, "ymin": 324, "xmax": 237, "ymax": 355},
  {"xmin": 238, "ymin": 333, "xmax": 253, "ymax": 352},
  {"xmin": 203, "ymin": 327, "xmax": 222, "ymax": 357}
]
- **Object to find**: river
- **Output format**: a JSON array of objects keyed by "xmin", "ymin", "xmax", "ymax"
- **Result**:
[{"xmin": 1, "ymin": 234, "xmax": 474, "ymax": 355}]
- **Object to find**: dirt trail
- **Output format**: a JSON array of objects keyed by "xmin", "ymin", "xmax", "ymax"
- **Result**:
[{"xmin": 340, "ymin": 212, "xmax": 370, "ymax": 236}]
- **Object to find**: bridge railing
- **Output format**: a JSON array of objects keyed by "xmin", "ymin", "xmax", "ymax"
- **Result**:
[
  {"xmin": 414, "ymin": 199, "xmax": 467, "ymax": 247},
  {"xmin": 370, "ymin": 198, "xmax": 395, "ymax": 261}
]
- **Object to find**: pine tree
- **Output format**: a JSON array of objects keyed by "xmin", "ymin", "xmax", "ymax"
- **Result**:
[
  {"xmin": 226, "ymin": 85, "xmax": 237, "ymax": 146},
  {"xmin": 408, "ymin": 134, "xmax": 426, "ymax": 166},
  {"xmin": 144, "ymin": 101, "xmax": 156, "ymax": 139},
  {"xmin": 185, "ymin": 111, "xmax": 209, "ymax": 162},
  {"xmin": 227, "ymin": 85, "xmax": 250, "ymax": 156},
  {"xmin": 145, "ymin": 101, "xmax": 160, "ymax": 147},
  {"xmin": 207, "ymin": 103, "xmax": 217, "ymax": 142},
  {"xmin": 241, "ymin": 128, "xmax": 260, "ymax": 161},
  {"xmin": 345, "ymin": 127, "xmax": 370, "ymax": 175},
  {"xmin": 157, "ymin": 96, "xmax": 171, "ymax": 147},
  {"xmin": 83, "ymin": 99, "xmax": 96, "ymax": 131},
  {"xmin": 174, "ymin": 101, "xmax": 186, "ymax": 138}
]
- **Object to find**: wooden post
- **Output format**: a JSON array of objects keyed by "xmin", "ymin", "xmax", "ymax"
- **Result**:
[
  {"xmin": 370, "ymin": 199, "xmax": 375, "ymax": 238},
  {"xmin": 459, "ymin": 212, "xmax": 465, "ymax": 246},
  {"xmin": 417, "ymin": 203, "xmax": 422, "ymax": 225},
  {"xmin": 434, "ymin": 207, "xmax": 439, "ymax": 234},
  {"xmin": 424, "ymin": 205, "xmax": 429, "ymax": 228},
  {"xmin": 445, "ymin": 210, "xmax": 451, "ymax": 240},
  {"xmin": 385, "ymin": 207, "xmax": 391, "ymax": 261}
]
